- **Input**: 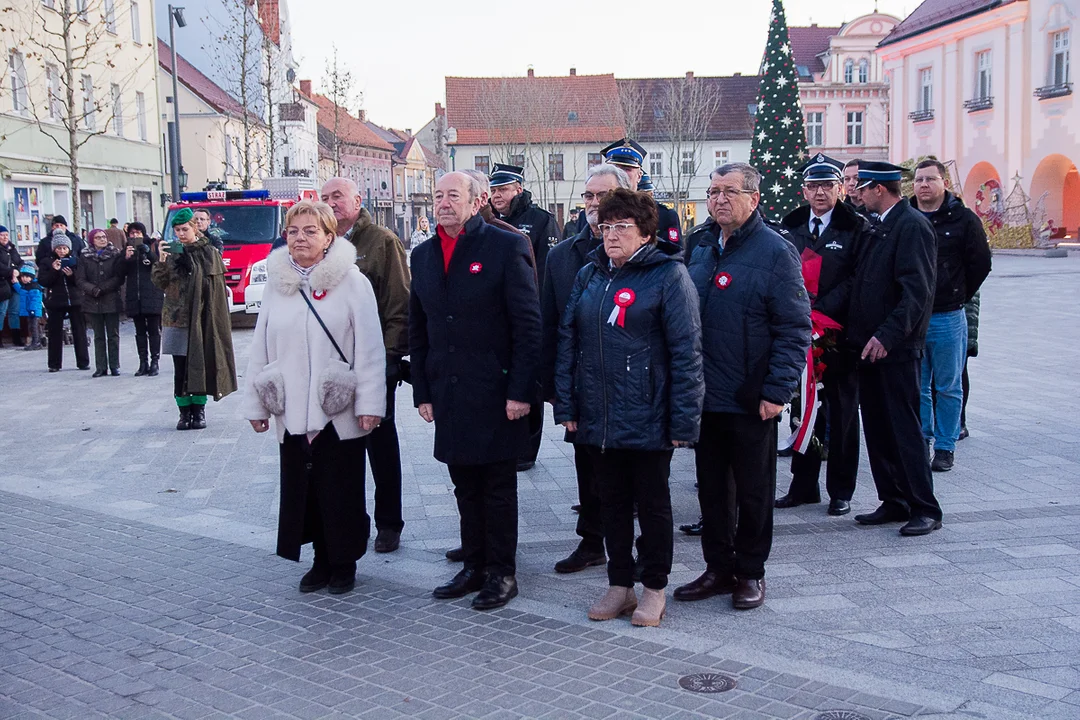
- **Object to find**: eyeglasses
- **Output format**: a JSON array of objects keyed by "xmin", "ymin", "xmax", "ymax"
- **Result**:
[
  {"xmin": 803, "ymin": 181, "xmax": 839, "ymax": 193},
  {"xmin": 285, "ymin": 226, "xmax": 322, "ymax": 239},
  {"xmin": 705, "ymin": 187, "xmax": 756, "ymax": 201},
  {"xmin": 581, "ymin": 190, "xmax": 614, "ymax": 202},
  {"xmin": 598, "ymin": 222, "xmax": 638, "ymax": 236}
]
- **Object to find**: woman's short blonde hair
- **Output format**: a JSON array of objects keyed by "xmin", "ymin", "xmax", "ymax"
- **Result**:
[{"xmin": 285, "ymin": 200, "xmax": 339, "ymax": 238}]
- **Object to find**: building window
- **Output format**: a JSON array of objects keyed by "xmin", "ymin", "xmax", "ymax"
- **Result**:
[
  {"xmin": 844, "ymin": 59, "xmax": 854, "ymax": 83},
  {"xmin": 920, "ymin": 68, "xmax": 933, "ymax": 110},
  {"xmin": 136, "ymin": 91, "xmax": 146, "ymax": 140},
  {"xmin": 474, "ymin": 155, "xmax": 489, "ymax": 174},
  {"xmin": 681, "ymin": 150, "xmax": 694, "ymax": 174},
  {"xmin": 714, "ymin": 149, "xmax": 730, "ymax": 167},
  {"xmin": 846, "ymin": 110, "xmax": 864, "ymax": 146},
  {"xmin": 81, "ymin": 74, "xmax": 95, "ymax": 129},
  {"xmin": 587, "ymin": 152, "xmax": 602, "ymax": 168},
  {"xmin": 46, "ymin": 63, "xmax": 61, "ymax": 119},
  {"xmin": 649, "ymin": 153, "xmax": 663, "ymax": 178},
  {"xmin": 976, "ymin": 50, "xmax": 992, "ymax": 99},
  {"xmin": 111, "ymin": 84, "xmax": 123, "ymax": 135},
  {"xmin": 509, "ymin": 153, "xmax": 525, "ymax": 168},
  {"xmin": 805, "ymin": 112, "xmax": 823, "ymax": 146},
  {"xmin": 130, "ymin": 1, "xmax": 141, "ymax": 43},
  {"xmin": 858, "ymin": 59, "xmax": 869, "ymax": 83},
  {"xmin": 1050, "ymin": 29, "xmax": 1071, "ymax": 86},
  {"xmin": 42, "ymin": 0, "xmax": 56, "ymax": 9},
  {"xmin": 76, "ymin": 0, "xmax": 88, "ymax": 21},
  {"xmin": 8, "ymin": 51, "xmax": 28, "ymax": 114},
  {"xmin": 104, "ymin": 0, "xmax": 116, "ymax": 33},
  {"xmin": 548, "ymin": 153, "xmax": 564, "ymax": 181}
]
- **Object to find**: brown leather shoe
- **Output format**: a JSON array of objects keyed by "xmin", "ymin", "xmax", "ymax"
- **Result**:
[
  {"xmin": 732, "ymin": 578, "xmax": 765, "ymax": 610},
  {"xmin": 673, "ymin": 570, "xmax": 737, "ymax": 601}
]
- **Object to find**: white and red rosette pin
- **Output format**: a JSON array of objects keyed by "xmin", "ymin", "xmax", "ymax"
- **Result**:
[
  {"xmin": 469, "ymin": 262, "xmax": 482, "ymax": 274},
  {"xmin": 714, "ymin": 272, "xmax": 732, "ymax": 290},
  {"xmin": 606, "ymin": 288, "xmax": 636, "ymax": 328},
  {"xmin": 312, "ymin": 289, "xmax": 328, "ymax": 300}
]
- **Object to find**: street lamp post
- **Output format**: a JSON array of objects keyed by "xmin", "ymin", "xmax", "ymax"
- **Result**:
[{"xmin": 168, "ymin": 5, "xmax": 187, "ymax": 201}]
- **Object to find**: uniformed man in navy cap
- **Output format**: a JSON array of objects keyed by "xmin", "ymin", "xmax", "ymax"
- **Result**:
[
  {"xmin": 638, "ymin": 172, "xmax": 655, "ymax": 197},
  {"xmin": 488, "ymin": 162, "xmax": 560, "ymax": 472},
  {"xmin": 776, "ymin": 153, "xmax": 868, "ymax": 517},
  {"xmin": 601, "ymin": 139, "xmax": 683, "ymax": 252},
  {"xmin": 845, "ymin": 160, "xmax": 943, "ymax": 537}
]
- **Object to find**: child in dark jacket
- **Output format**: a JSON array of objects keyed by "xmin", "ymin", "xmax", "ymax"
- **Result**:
[{"xmin": 13, "ymin": 264, "xmax": 44, "ymax": 350}]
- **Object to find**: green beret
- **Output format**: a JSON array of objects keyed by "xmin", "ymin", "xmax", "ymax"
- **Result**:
[{"xmin": 171, "ymin": 208, "xmax": 194, "ymax": 226}]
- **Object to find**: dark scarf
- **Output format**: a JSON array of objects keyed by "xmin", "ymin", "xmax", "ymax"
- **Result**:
[{"xmin": 180, "ymin": 238, "xmax": 237, "ymax": 401}]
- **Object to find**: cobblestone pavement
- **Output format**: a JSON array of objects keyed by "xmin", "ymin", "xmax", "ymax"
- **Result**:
[{"xmin": 2, "ymin": 253, "xmax": 1079, "ymax": 719}]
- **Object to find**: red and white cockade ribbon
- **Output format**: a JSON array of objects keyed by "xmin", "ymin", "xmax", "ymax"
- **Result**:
[
  {"xmin": 784, "ymin": 311, "xmax": 843, "ymax": 455},
  {"xmin": 607, "ymin": 288, "xmax": 636, "ymax": 328}
]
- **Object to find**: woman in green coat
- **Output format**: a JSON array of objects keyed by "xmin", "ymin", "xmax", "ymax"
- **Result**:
[{"xmin": 152, "ymin": 208, "xmax": 237, "ymax": 430}]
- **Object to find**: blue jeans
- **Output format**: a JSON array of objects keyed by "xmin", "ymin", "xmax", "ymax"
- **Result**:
[
  {"xmin": 920, "ymin": 309, "xmax": 967, "ymax": 452},
  {"xmin": 2, "ymin": 293, "xmax": 18, "ymax": 329}
]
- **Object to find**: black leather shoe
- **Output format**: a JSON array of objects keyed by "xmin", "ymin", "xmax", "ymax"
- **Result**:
[
  {"xmin": 110, "ymin": 368, "xmax": 120, "ymax": 376},
  {"xmin": 433, "ymin": 568, "xmax": 485, "ymax": 599},
  {"xmin": 570, "ymin": 504, "xmax": 581, "ymax": 514},
  {"xmin": 189, "ymin": 406, "xmax": 206, "ymax": 430},
  {"xmin": 931, "ymin": 450, "xmax": 954, "ymax": 472},
  {"xmin": 48, "ymin": 368, "xmax": 61, "ymax": 373},
  {"xmin": 827, "ymin": 499, "xmax": 851, "ymax": 516},
  {"xmin": 673, "ymin": 570, "xmax": 737, "ymax": 602},
  {"xmin": 554, "ymin": 548, "xmax": 605, "ymax": 574},
  {"xmin": 775, "ymin": 493, "xmax": 820, "ymax": 509},
  {"xmin": 900, "ymin": 516, "xmax": 942, "ymax": 536},
  {"xmin": 445, "ymin": 546, "xmax": 465, "ymax": 562},
  {"xmin": 733, "ymin": 578, "xmax": 765, "ymax": 609},
  {"xmin": 472, "ymin": 575, "xmax": 518, "ymax": 610},
  {"xmin": 147, "ymin": 358, "xmax": 159, "ymax": 376},
  {"xmin": 134, "ymin": 360, "xmax": 149, "ymax": 377},
  {"xmin": 958, "ymin": 426, "xmax": 969, "ymax": 440},
  {"xmin": 374, "ymin": 529, "xmax": 400, "ymax": 553},
  {"xmin": 77, "ymin": 365, "xmax": 91, "ymax": 371},
  {"xmin": 92, "ymin": 369, "xmax": 107, "ymax": 378},
  {"xmin": 516, "ymin": 461, "xmax": 535, "ymax": 472},
  {"xmin": 299, "ymin": 565, "xmax": 330, "ymax": 593},
  {"xmin": 854, "ymin": 504, "xmax": 909, "ymax": 525},
  {"xmin": 679, "ymin": 518, "xmax": 703, "ymax": 536},
  {"xmin": 328, "ymin": 565, "xmax": 356, "ymax": 594},
  {"xmin": 176, "ymin": 407, "xmax": 192, "ymax": 431}
]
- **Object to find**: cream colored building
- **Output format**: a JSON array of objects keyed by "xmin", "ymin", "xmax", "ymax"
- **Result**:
[{"xmin": 1, "ymin": 0, "xmax": 165, "ymax": 249}]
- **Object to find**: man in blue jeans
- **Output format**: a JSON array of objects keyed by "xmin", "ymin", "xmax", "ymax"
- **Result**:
[{"xmin": 910, "ymin": 159, "xmax": 991, "ymax": 472}]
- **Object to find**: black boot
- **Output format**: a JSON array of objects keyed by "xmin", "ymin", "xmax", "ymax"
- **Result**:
[
  {"xmin": 134, "ymin": 357, "xmax": 149, "ymax": 376},
  {"xmin": 176, "ymin": 407, "xmax": 192, "ymax": 431},
  {"xmin": 147, "ymin": 357, "xmax": 159, "ymax": 376},
  {"xmin": 189, "ymin": 405, "xmax": 206, "ymax": 430}
]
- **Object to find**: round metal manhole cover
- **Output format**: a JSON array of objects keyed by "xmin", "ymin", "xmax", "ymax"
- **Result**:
[
  {"xmin": 678, "ymin": 673, "xmax": 737, "ymax": 693},
  {"xmin": 813, "ymin": 712, "xmax": 873, "ymax": 720}
]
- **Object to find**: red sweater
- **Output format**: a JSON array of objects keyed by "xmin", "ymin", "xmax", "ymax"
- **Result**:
[{"xmin": 436, "ymin": 225, "xmax": 462, "ymax": 272}]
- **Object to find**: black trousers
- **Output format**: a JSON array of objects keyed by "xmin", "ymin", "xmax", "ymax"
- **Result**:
[
  {"xmin": 859, "ymin": 359, "xmax": 942, "ymax": 520},
  {"xmin": 362, "ymin": 381, "xmax": 404, "ymax": 532},
  {"xmin": 448, "ymin": 460, "xmax": 518, "ymax": 577},
  {"xmin": 585, "ymin": 446, "xmax": 673, "ymax": 590},
  {"xmin": 521, "ymin": 400, "xmax": 544, "ymax": 463},
  {"xmin": 132, "ymin": 313, "xmax": 162, "ymax": 360},
  {"xmin": 788, "ymin": 350, "xmax": 860, "ymax": 502},
  {"xmin": 173, "ymin": 355, "xmax": 187, "ymax": 397},
  {"xmin": 87, "ymin": 312, "xmax": 121, "ymax": 372},
  {"xmin": 46, "ymin": 307, "xmax": 89, "ymax": 370},
  {"xmin": 573, "ymin": 443, "xmax": 604, "ymax": 554},
  {"xmin": 695, "ymin": 412, "xmax": 776, "ymax": 580}
]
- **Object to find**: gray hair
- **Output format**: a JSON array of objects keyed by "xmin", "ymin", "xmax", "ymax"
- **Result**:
[
  {"xmin": 461, "ymin": 169, "xmax": 491, "ymax": 195},
  {"xmin": 710, "ymin": 162, "xmax": 761, "ymax": 192},
  {"xmin": 587, "ymin": 163, "xmax": 632, "ymax": 189},
  {"xmin": 322, "ymin": 177, "xmax": 360, "ymax": 197}
]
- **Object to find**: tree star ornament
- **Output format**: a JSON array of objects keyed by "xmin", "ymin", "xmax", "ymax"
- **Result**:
[{"xmin": 771, "ymin": 182, "xmax": 784, "ymax": 196}]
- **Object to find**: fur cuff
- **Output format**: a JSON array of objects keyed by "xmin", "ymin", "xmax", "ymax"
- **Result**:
[
  {"xmin": 318, "ymin": 359, "xmax": 357, "ymax": 417},
  {"xmin": 251, "ymin": 362, "xmax": 286, "ymax": 416}
]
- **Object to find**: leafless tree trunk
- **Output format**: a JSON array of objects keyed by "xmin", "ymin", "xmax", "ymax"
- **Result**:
[
  {"xmin": 617, "ymin": 80, "xmax": 648, "ymax": 143},
  {"xmin": 322, "ymin": 45, "xmax": 355, "ymax": 177},
  {"xmin": 657, "ymin": 76, "xmax": 722, "ymax": 226}
]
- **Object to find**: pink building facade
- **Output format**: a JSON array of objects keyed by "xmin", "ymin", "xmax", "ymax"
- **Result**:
[{"xmin": 879, "ymin": 0, "xmax": 1078, "ymax": 236}]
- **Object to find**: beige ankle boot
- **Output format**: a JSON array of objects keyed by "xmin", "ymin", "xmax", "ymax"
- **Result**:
[
  {"xmin": 631, "ymin": 588, "xmax": 666, "ymax": 627},
  {"xmin": 588, "ymin": 586, "xmax": 637, "ymax": 621}
]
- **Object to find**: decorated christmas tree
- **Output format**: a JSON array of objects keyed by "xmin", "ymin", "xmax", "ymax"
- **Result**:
[{"xmin": 750, "ymin": 0, "xmax": 807, "ymax": 220}]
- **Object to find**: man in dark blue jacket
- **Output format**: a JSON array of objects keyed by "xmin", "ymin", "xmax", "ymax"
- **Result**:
[
  {"xmin": 847, "ymin": 162, "xmax": 943, "ymax": 536},
  {"xmin": 410, "ymin": 172, "xmax": 542, "ymax": 610},
  {"xmin": 676, "ymin": 163, "xmax": 811, "ymax": 610}
]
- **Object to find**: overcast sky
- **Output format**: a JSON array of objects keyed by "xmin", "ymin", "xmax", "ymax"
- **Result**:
[{"xmin": 288, "ymin": 0, "xmax": 917, "ymax": 131}]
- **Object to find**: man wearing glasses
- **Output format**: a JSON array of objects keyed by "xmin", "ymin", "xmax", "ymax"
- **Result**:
[
  {"xmin": 541, "ymin": 163, "xmax": 633, "ymax": 574},
  {"xmin": 775, "ymin": 154, "xmax": 867, "ymax": 516}
]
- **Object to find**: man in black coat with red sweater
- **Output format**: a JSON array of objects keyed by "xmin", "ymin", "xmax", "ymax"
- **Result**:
[{"xmin": 410, "ymin": 171, "xmax": 542, "ymax": 610}]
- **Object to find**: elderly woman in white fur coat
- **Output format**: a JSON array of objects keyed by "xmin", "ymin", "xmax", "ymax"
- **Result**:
[{"xmin": 243, "ymin": 200, "xmax": 386, "ymax": 596}]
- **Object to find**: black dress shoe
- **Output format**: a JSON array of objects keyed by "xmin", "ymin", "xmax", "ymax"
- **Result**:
[
  {"xmin": 48, "ymin": 368, "xmax": 61, "ymax": 373},
  {"xmin": 854, "ymin": 504, "xmax": 909, "ymax": 525},
  {"xmin": 299, "ymin": 565, "xmax": 330, "ymax": 593},
  {"xmin": 554, "ymin": 548, "xmax": 605, "ymax": 574},
  {"xmin": 92, "ymin": 369, "xmax": 107, "ymax": 378},
  {"xmin": 472, "ymin": 574, "xmax": 518, "ymax": 610},
  {"xmin": 516, "ymin": 460, "xmax": 535, "ymax": 472},
  {"xmin": 673, "ymin": 570, "xmax": 737, "ymax": 601},
  {"xmin": 570, "ymin": 504, "xmax": 581, "ymax": 514},
  {"xmin": 327, "ymin": 565, "xmax": 357, "ymax": 594},
  {"xmin": 679, "ymin": 518, "xmax": 703, "ymax": 536},
  {"xmin": 775, "ymin": 493, "xmax": 821, "ymax": 509},
  {"xmin": 900, "ymin": 516, "xmax": 942, "ymax": 536},
  {"xmin": 110, "ymin": 368, "xmax": 120, "ymax": 376},
  {"xmin": 827, "ymin": 499, "xmax": 851, "ymax": 516},
  {"xmin": 445, "ymin": 546, "xmax": 465, "ymax": 562},
  {"xmin": 433, "ymin": 568, "xmax": 485, "ymax": 599},
  {"xmin": 733, "ymin": 578, "xmax": 765, "ymax": 610},
  {"xmin": 931, "ymin": 449, "xmax": 954, "ymax": 472},
  {"xmin": 77, "ymin": 365, "xmax": 90, "ymax": 371},
  {"xmin": 374, "ymin": 529, "xmax": 400, "ymax": 553},
  {"xmin": 958, "ymin": 426, "xmax": 969, "ymax": 440}
]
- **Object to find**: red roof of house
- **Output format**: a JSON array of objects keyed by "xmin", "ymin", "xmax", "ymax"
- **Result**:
[
  {"xmin": 788, "ymin": 25, "xmax": 841, "ymax": 75},
  {"xmin": 158, "ymin": 41, "xmax": 263, "ymax": 125},
  {"xmin": 616, "ymin": 75, "xmax": 761, "ymax": 142},
  {"xmin": 446, "ymin": 74, "xmax": 625, "ymax": 145},
  {"xmin": 879, "ymin": 0, "xmax": 1017, "ymax": 46},
  {"xmin": 308, "ymin": 94, "xmax": 395, "ymax": 152}
]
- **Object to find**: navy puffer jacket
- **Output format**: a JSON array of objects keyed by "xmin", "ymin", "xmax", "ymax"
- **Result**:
[
  {"xmin": 554, "ymin": 243, "xmax": 704, "ymax": 450},
  {"xmin": 687, "ymin": 211, "xmax": 811, "ymax": 414}
]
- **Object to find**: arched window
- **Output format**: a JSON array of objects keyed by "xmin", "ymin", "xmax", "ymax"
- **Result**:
[
  {"xmin": 844, "ymin": 59, "xmax": 854, "ymax": 83},
  {"xmin": 858, "ymin": 59, "xmax": 869, "ymax": 83}
]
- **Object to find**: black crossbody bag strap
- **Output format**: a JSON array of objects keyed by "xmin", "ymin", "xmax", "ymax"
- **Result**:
[{"xmin": 299, "ymin": 288, "xmax": 350, "ymax": 366}]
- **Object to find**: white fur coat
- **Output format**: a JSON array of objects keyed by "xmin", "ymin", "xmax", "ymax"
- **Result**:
[{"xmin": 241, "ymin": 238, "xmax": 386, "ymax": 442}]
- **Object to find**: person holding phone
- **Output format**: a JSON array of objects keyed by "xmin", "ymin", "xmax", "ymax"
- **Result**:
[
  {"xmin": 152, "ymin": 208, "xmax": 237, "ymax": 430},
  {"xmin": 38, "ymin": 229, "xmax": 90, "ymax": 372},
  {"xmin": 124, "ymin": 222, "xmax": 164, "ymax": 376}
]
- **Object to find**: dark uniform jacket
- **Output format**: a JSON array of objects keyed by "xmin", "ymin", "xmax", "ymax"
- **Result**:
[
  {"xmin": 124, "ymin": 240, "xmax": 165, "ymax": 315},
  {"xmin": 409, "ymin": 214, "xmax": 542, "ymax": 465},
  {"xmin": 687, "ymin": 211, "xmax": 811, "ymax": 414},
  {"xmin": 780, "ymin": 200, "xmax": 867, "ymax": 326},
  {"xmin": 910, "ymin": 191, "xmax": 991, "ymax": 313},
  {"xmin": 553, "ymin": 243, "xmax": 703, "ymax": 450},
  {"xmin": 541, "ymin": 225, "xmax": 602, "ymax": 399},
  {"xmin": 846, "ymin": 198, "xmax": 936, "ymax": 363},
  {"xmin": 497, "ymin": 189, "xmax": 560, "ymax": 288},
  {"xmin": 75, "ymin": 244, "xmax": 127, "ymax": 314}
]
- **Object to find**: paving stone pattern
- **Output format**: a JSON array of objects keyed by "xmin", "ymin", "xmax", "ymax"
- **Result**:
[{"xmin": 1, "ymin": 253, "xmax": 1079, "ymax": 719}]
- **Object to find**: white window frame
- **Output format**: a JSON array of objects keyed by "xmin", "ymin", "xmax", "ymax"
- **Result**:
[
  {"xmin": 104, "ymin": 0, "xmax": 116, "ymax": 33},
  {"xmin": 680, "ymin": 149, "xmax": 695, "ymax": 174},
  {"xmin": 975, "ymin": 50, "xmax": 992, "ymax": 99},
  {"xmin": 805, "ymin": 111, "xmax": 824, "ymax": 146},
  {"xmin": 46, "ymin": 63, "xmax": 61, "ymax": 120},
  {"xmin": 130, "ymin": 1, "xmax": 142, "ymax": 43},
  {"xmin": 844, "ymin": 59, "xmax": 854, "ymax": 83},
  {"xmin": 713, "ymin": 148, "xmax": 730, "ymax": 168},
  {"xmin": 110, "ymin": 83, "xmax": 123, "ymax": 136},
  {"xmin": 135, "ymin": 91, "xmax": 146, "ymax": 141},
  {"xmin": 858, "ymin": 59, "xmax": 869, "ymax": 83},
  {"xmin": 1051, "ymin": 29, "xmax": 1071, "ymax": 86},
  {"xmin": 846, "ymin": 110, "xmax": 864, "ymax": 146},
  {"xmin": 473, "ymin": 154, "xmax": 489, "ymax": 174},
  {"xmin": 919, "ymin": 67, "xmax": 933, "ymax": 111},
  {"xmin": 81, "ymin": 74, "xmax": 95, "ymax": 130},
  {"xmin": 8, "ymin": 51, "xmax": 29, "ymax": 114},
  {"xmin": 548, "ymin": 153, "xmax": 565, "ymax": 181},
  {"xmin": 76, "ymin": 0, "xmax": 88, "ymax": 21},
  {"xmin": 649, "ymin": 153, "xmax": 663, "ymax": 178}
]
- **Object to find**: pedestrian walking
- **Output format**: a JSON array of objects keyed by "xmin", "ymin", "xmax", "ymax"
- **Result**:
[
  {"xmin": 13, "ymin": 265, "xmax": 44, "ymax": 350},
  {"xmin": 410, "ymin": 172, "xmax": 541, "ymax": 611},
  {"xmin": 123, "ymin": 222, "xmax": 164, "ymax": 377},
  {"xmin": 554, "ymin": 188, "xmax": 704, "ymax": 627},
  {"xmin": 243, "ymin": 200, "xmax": 386, "ymax": 596},
  {"xmin": 76, "ymin": 229, "xmax": 127, "ymax": 377},
  {"xmin": 152, "ymin": 209, "xmax": 237, "ymax": 430},
  {"xmin": 38, "ymin": 229, "xmax": 90, "ymax": 372}
]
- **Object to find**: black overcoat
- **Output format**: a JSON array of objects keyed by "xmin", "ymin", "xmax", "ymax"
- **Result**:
[
  {"xmin": 124, "ymin": 241, "xmax": 166, "ymax": 315},
  {"xmin": 409, "ymin": 214, "xmax": 542, "ymax": 465}
]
